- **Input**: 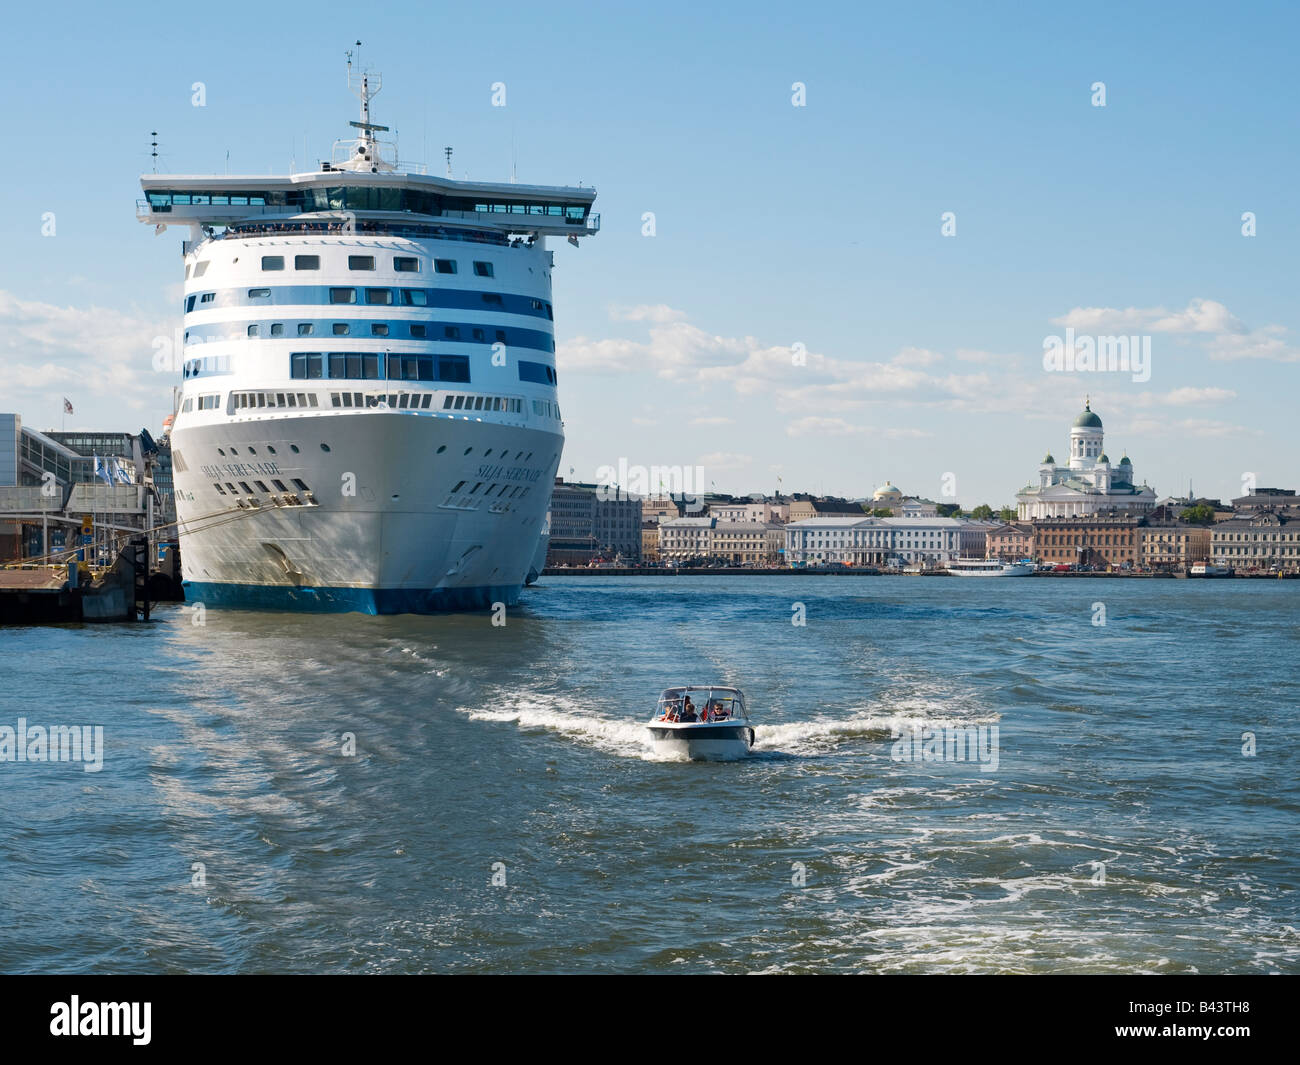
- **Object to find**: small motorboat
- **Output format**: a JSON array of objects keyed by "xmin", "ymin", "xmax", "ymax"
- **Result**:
[{"xmin": 647, "ymin": 685, "xmax": 755, "ymax": 761}]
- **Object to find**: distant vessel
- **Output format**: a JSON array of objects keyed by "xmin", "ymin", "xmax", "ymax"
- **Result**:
[
  {"xmin": 135, "ymin": 54, "xmax": 598, "ymax": 612},
  {"xmin": 647, "ymin": 686, "xmax": 755, "ymax": 761},
  {"xmin": 1189, "ymin": 562, "xmax": 1233, "ymax": 577},
  {"xmin": 947, "ymin": 559, "xmax": 1033, "ymax": 576}
]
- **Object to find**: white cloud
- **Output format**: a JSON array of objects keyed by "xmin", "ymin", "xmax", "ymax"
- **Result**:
[
  {"xmin": 0, "ymin": 290, "xmax": 173, "ymax": 418},
  {"xmin": 784, "ymin": 416, "xmax": 930, "ymax": 438},
  {"xmin": 608, "ymin": 303, "xmax": 687, "ymax": 324},
  {"xmin": 1052, "ymin": 298, "xmax": 1244, "ymax": 335},
  {"xmin": 1159, "ymin": 387, "xmax": 1237, "ymax": 405}
]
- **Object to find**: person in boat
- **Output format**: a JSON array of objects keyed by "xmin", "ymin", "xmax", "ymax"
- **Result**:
[{"xmin": 681, "ymin": 696, "xmax": 697, "ymax": 722}]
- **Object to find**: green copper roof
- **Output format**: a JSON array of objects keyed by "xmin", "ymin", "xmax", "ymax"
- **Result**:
[{"xmin": 1042, "ymin": 452, "xmax": 1055, "ymax": 464}]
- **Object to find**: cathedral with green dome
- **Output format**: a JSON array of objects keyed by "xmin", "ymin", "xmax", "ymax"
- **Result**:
[{"xmin": 1015, "ymin": 399, "xmax": 1157, "ymax": 519}]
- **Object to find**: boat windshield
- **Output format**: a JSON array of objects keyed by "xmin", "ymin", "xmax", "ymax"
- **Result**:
[{"xmin": 654, "ymin": 687, "xmax": 745, "ymax": 723}]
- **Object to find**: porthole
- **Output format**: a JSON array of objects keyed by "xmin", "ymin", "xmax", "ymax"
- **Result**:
[
  {"xmin": 230, "ymin": 447, "xmax": 239, "ymax": 456},
  {"xmin": 217, "ymin": 448, "xmax": 226, "ymax": 456},
  {"xmin": 485, "ymin": 449, "xmax": 493, "ymax": 457},
  {"xmin": 290, "ymin": 444, "xmax": 300, "ymax": 454},
  {"xmin": 267, "ymin": 445, "xmax": 277, "ymax": 454},
  {"xmin": 464, "ymin": 447, "xmax": 473, "ymax": 455},
  {"xmin": 321, "ymin": 443, "xmax": 331, "ymax": 453},
  {"xmin": 248, "ymin": 446, "xmax": 257, "ymax": 455},
  {"xmin": 436, "ymin": 445, "xmax": 446, "ymax": 454}
]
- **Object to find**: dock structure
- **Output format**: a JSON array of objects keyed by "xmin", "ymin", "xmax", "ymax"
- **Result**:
[{"xmin": 1, "ymin": 415, "xmax": 182, "ymax": 623}]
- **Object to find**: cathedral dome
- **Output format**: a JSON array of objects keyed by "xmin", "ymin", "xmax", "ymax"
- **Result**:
[
  {"xmin": 1042, "ymin": 452, "xmax": 1055, "ymax": 464},
  {"xmin": 873, "ymin": 483, "xmax": 903, "ymax": 501},
  {"xmin": 1073, "ymin": 401, "xmax": 1103, "ymax": 429},
  {"xmin": 1118, "ymin": 455, "xmax": 1131, "ymax": 466},
  {"xmin": 1098, "ymin": 453, "xmax": 1110, "ymax": 464}
]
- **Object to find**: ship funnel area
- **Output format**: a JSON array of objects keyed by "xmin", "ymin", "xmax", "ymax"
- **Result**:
[{"xmin": 331, "ymin": 43, "xmax": 397, "ymax": 174}]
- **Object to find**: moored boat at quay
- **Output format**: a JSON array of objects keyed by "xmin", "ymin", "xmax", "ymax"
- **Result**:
[{"xmin": 136, "ymin": 56, "xmax": 598, "ymax": 613}]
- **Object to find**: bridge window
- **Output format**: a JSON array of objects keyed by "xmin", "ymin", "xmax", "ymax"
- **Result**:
[
  {"xmin": 270, "ymin": 323, "xmax": 284, "ymax": 336},
  {"xmin": 185, "ymin": 295, "xmax": 196, "ymax": 312},
  {"xmin": 262, "ymin": 256, "xmax": 285, "ymax": 271},
  {"xmin": 329, "ymin": 288, "xmax": 356, "ymax": 304},
  {"xmin": 247, "ymin": 325, "xmax": 259, "ymax": 337},
  {"xmin": 365, "ymin": 288, "xmax": 392, "ymax": 305},
  {"xmin": 371, "ymin": 323, "xmax": 389, "ymax": 337},
  {"xmin": 249, "ymin": 288, "xmax": 271, "ymax": 298},
  {"xmin": 298, "ymin": 323, "xmax": 314, "ymax": 336},
  {"xmin": 348, "ymin": 255, "xmax": 375, "ymax": 271},
  {"xmin": 444, "ymin": 326, "xmax": 461, "ymax": 339},
  {"xmin": 332, "ymin": 323, "xmax": 350, "ymax": 336},
  {"xmin": 295, "ymin": 255, "xmax": 320, "ymax": 270},
  {"xmin": 193, "ymin": 261, "xmax": 209, "ymax": 277},
  {"xmin": 394, "ymin": 257, "xmax": 419, "ymax": 272},
  {"xmin": 434, "ymin": 259, "xmax": 457, "ymax": 274},
  {"xmin": 410, "ymin": 324, "xmax": 427, "ymax": 338},
  {"xmin": 473, "ymin": 261, "xmax": 494, "ymax": 278}
]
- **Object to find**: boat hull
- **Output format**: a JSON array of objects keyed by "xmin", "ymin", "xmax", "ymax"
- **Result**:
[
  {"xmin": 171, "ymin": 410, "xmax": 560, "ymax": 613},
  {"xmin": 646, "ymin": 722, "xmax": 755, "ymax": 761}
]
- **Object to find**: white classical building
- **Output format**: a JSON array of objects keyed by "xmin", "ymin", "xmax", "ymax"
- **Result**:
[
  {"xmin": 785, "ymin": 516, "xmax": 977, "ymax": 566},
  {"xmin": 1016, "ymin": 400, "xmax": 1157, "ymax": 519}
]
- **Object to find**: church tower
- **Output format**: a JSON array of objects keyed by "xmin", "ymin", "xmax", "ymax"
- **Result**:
[{"xmin": 1068, "ymin": 397, "xmax": 1104, "ymax": 470}]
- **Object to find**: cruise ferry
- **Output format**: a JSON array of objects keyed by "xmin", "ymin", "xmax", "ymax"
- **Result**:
[
  {"xmin": 946, "ymin": 559, "xmax": 1033, "ymax": 576},
  {"xmin": 136, "ymin": 59, "xmax": 598, "ymax": 612}
]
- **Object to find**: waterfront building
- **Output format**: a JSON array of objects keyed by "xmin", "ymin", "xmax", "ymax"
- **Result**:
[
  {"xmin": 1140, "ymin": 520, "xmax": 1211, "ymax": 571},
  {"xmin": 1016, "ymin": 401, "xmax": 1157, "ymax": 519},
  {"xmin": 786, "ymin": 497, "xmax": 865, "ymax": 522},
  {"xmin": 641, "ymin": 520, "xmax": 659, "ymax": 562},
  {"xmin": 710, "ymin": 500, "xmax": 789, "ymax": 524},
  {"xmin": 1231, "ymin": 488, "xmax": 1300, "ymax": 518},
  {"xmin": 987, "ymin": 521, "xmax": 1035, "ymax": 560},
  {"xmin": 547, "ymin": 479, "xmax": 641, "ymax": 563},
  {"xmin": 659, "ymin": 516, "xmax": 715, "ymax": 561},
  {"xmin": 784, "ymin": 516, "xmax": 969, "ymax": 567},
  {"xmin": 1031, "ymin": 514, "xmax": 1143, "ymax": 568},
  {"xmin": 1210, "ymin": 512, "xmax": 1300, "ymax": 572},
  {"xmin": 710, "ymin": 521, "xmax": 785, "ymax": 564}
]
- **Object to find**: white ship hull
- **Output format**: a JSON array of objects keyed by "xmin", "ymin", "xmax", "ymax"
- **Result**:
[{"xmin": 173, "ymin": 410, "xmax": 560, "ymax": 612}]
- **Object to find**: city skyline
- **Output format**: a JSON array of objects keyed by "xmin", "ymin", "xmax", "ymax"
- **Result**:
[{"xmin": 2, "ymin": 1, "xmax": 1297, "ymax": 506}]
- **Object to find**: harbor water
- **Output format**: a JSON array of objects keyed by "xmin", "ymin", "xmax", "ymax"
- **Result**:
[{"xmin": 1, "ymin": 575, "xmax": 1296, "ymax": 973}]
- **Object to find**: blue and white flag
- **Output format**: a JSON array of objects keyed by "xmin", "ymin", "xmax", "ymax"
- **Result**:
[
  {"xmin": 110, "ymin": 458, "xmax": 133, "ymax": 485},
  {"xmin": 93, "ymin": 454, "xmax": 112, "ymax": 486}
]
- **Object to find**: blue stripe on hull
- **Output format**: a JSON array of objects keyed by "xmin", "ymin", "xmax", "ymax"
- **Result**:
[{"xmin": 182, "ymin": 580, "xmax": 522, "ymax": 615}]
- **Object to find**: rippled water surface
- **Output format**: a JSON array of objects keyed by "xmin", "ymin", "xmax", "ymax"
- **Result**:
[{"xmin": 1, "ymin": 575, "xmax": 1297, "ymax": 973}]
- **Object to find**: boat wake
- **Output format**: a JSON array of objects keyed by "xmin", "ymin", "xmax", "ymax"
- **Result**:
[{"xmin": 458, "ymin": 690, "xmax": 998, "ymax": 761}]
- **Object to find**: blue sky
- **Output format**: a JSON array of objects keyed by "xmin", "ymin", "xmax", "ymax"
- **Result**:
[{"xmin": 3, "ymin": 0, "xmax": 1298, "ymax": 505}]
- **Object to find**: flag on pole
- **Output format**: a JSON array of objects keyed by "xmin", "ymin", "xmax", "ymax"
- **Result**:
[
  {"xmin": 93, "ymin": 454, "xmax": 112, "ymax": 486},
  {"xmin": 63, "ymin": 398, "xmax": 73, "ymax": 414},
  {"xmin": 109, "ymin": 458, "xmax": 133, "ymax": 485}
]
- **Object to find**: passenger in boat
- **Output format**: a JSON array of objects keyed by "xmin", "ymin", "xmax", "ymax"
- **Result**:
[{"xmin": 681, "ymin": 696, "xmax": 697, "ymax": 722}]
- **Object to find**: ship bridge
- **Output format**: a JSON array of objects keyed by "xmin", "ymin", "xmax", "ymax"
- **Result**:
[{"xmin": 137, "ymin": 173, "xmax": 599, "ymax": 242}]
